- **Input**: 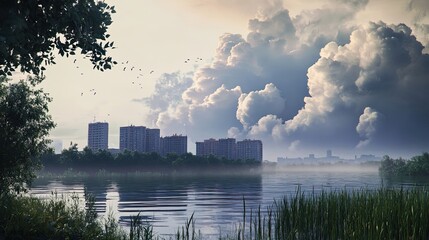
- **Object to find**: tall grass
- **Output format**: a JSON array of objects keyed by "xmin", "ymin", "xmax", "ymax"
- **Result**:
[
  {"xmin": 2, "ymin": 188, "xmax": 429, "ymax": 239},
  {"xmin": 226, "ymin": 187, "xmax": 429, "ymax": 240}
]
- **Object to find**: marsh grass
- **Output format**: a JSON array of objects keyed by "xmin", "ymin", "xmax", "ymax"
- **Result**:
[
  {"xmin": 2, "ymin": 187, "xmax": 429, "ymax": 239},
  {"xmin": 225, "ymin": 187, "xmax": 429, "ymax": 240}
]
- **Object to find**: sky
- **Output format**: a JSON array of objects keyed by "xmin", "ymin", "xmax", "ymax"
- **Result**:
[{"xmin": 13, "ymin": 0, "xmax": 429, "ymax": 160}]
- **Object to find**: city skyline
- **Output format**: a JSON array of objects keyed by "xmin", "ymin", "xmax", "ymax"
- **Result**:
[
  {"xmin": 84, "ymin": 121, "xmax": 263, "ymax": 160},
  {"xmin": 16, "ymin": 0, "xmax": 429, "ymax": 160}
]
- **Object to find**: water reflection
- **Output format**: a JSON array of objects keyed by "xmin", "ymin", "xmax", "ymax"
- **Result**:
[
  {"xmin": 29, "ymin": 167, "xmax": 429, "ymax": 236},
  {"xmin": 30, "ymin": 174, "xmax": 263, "ymax": 235}
]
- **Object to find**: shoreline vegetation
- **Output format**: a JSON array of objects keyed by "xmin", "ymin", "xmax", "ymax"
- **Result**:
[
  {"xmin": 380, "ymin": 153, "xmax": 429, "ymax": 177},
  {"xmin": 2, "ymin": 153, "xmax": 429, "ymax": 239},
  {"xmin": 39, "ymin": 145, "xmax": 262, "ymax": 175},
  {"xmin": 2, "ymin": 187, "xmax": 429, "ymax": 239}
]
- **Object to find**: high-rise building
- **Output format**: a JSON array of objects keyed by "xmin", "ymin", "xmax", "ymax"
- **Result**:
[
  {"xmin": 88, "ymin": 122, "xmax": 108, "ymax": 151},
  {"xmin": 160, "ymin": 134, "xmax": 187, "ymax": 156},
  {"xmin": 145, "ymin": 128, "xmax": 160, "ymax": 153},
  {"xmin": 196, "ymin": 138, "xmax": 218, "ymax": 157},
  {"xmin": 236, "ymin": 139, "xmax": 263, "ymax": 162},
  {"xmin": 218, "ymin": 138, "xmax": 236, "ymax": 160},
  {"xmin": 119, "ymin": 125, "xmax": 146, "ymax": 152}
]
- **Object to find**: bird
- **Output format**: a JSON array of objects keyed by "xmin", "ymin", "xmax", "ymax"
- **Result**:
[
  {"xmin": 73, "ymin": 59, "xmax": 77, "ymax": 63},
  {"xmin": 150, "ymin": 70, "xmax": 154, "ymax": 74},
  {"xmin": 123, "ymin": 67, "xmax": 126, "ymax": 71},
  {"xmin": 81, "ymin": 93, "xmax": 83, "ymax": 96},
  {"xmin": 131, "ymin": 67, "xmax": 135, "ymax": 71},
  {"xmin": 132, "ymin": 81, "xmax": 134, "ymax": 84},
  {"xmin": 93, "ymin": 92, "xmax": 96, "ymax": 95}
]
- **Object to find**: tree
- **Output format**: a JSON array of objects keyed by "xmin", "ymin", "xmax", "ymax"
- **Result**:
[
  {"xmin": 0, "ymin": 76, "xmax": 55, "ymax": 194},
  {"xmin": 0, "ymin": 0, "xmax": 116, "ymax": 76}
]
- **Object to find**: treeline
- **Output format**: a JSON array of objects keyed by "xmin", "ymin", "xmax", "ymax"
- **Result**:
[
  {"xmin": 379, "ymin": 152, "xmax": 429, "ymax": 176},
  {"xmin": 40, "ymin": 144, "xmax": 261, "ymax": 173}
]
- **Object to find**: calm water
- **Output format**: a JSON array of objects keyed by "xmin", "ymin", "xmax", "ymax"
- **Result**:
[{"xmin": 29, "ymin": 166, "xmax": 429, "ymax": 237}]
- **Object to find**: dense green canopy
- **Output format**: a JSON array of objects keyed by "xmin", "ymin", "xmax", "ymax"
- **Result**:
[
  {"xmin": 0, "ymin": 76, "xmax": 55, "ymax": 193},
  {"xmin": 0, "ymin": 0, "xmax": 116, "ymax": 76}
]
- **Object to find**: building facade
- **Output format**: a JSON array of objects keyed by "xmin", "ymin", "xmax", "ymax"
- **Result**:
[
  {"xmin": 88, "ymin": 122, "xmax": 108, "ymax": 151},
  {"xmin": 217, "ymin": 138, "xmax": 236, "ymax": 160},
  {"xmin": 236, "ymin": 139, "xmax": 263, "ymax": 162},
  {"xmin": 160, "ymin": 134, "xmax": 187, "ymax": 156},
  {"xmin": 119, "ymin": 125, "xmax": 146, "ymax": 152},
  {"xmin": 145, "ymin": 128, "xmax": 161, "ymax": 153}
]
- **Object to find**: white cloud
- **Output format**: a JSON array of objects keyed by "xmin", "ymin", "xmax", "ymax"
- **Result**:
[
  {"xmin": 236, "ymin": 83, "xmax": 285, "ymax": 128},
  {"xmin": 144, "ymin": 2, "xmax": 429, "ymax": 158},
  {"xmin": 356, "ymin": 107, "xmax": 379, "ymax": 148}
]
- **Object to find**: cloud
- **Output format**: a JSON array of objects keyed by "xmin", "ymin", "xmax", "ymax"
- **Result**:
[
  {"xmin": 283, "ymin": 21, "xmax": 429, "ymax": 153},
  {"xmin": 144, "ymin": 2, "xmax": 429, "ymax": 158},
  {"xmin": 408, "ymin": 0, "xmax": 429, "ymax": 20},
  {"xmin": 237, "ymin": 83, "xmax": 285, "ymax": 128},
  {"xmin": 356, "ymin": 107, "xmax": 379, "ymax": 148}
]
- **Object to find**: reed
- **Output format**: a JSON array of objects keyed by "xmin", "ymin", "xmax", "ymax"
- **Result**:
[
  {"xmin": 228, "ymin": 187, "xmax": 429, "ymax": 240},
  {"xmin": 2, "ymin": 187, "xmax": 429, "ymax": 239}
]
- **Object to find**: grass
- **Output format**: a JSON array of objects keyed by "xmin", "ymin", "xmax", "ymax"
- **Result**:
[{"xmin": 2, "ymin": 188, "xmax": 429, "ymax": 239}]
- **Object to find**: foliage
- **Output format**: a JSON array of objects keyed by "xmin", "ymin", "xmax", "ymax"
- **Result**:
[
  {"xmin": 3, "ymin": 188, "xmax": 429, "ymax": 239},
  {"xmin": 40, "ymin": 145, "xmax": 261, "ymax": 174},
  {"xmin": 0, "ymin": 76, "xmax": 55, "ymax": 194},
  {"xmin": 0, "ymin": 0, "xmax": 117, "ymax": 76},
  {"xmin": 379, "ymin": 153, "xmax": 429, "ymax": 176},
  {"xmin": 0, "ymin": 192, "xmax": 159, "ymax": 240}
]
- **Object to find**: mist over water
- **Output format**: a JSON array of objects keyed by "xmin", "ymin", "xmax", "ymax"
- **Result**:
[{"xmin": 30, "ymin": 165, "xmax": 428, "ymax": 237}]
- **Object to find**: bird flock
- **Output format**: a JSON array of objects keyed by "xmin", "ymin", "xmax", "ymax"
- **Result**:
[{"xmin": 74, "ymin": 56, "xmax": 204, "ymax": 97}]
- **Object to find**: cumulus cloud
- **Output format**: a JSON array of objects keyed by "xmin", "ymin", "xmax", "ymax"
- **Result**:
[
  {"xmin": 356, "ymin": 107, "xmax": 379, "ymax": 148},
  {"xmin": 283, "ymin": 21, "xmax": 429, "ymax": 153},
  {"xmin": 237, "ymin": 83, "xmax": 285, "ymax": 128},
  {"xmin": 143, "ymin": 1, "xmax": 429, "ymax": 158}
]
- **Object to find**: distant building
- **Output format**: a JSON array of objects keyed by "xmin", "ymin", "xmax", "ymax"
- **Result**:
[
  {"xmin": 217, "ymin": 138, "xmax": 236, "ymax": 160},
  {"xmin": 160, "ymin": 134, "xmax": 187, "ymax": 156},
  {"xmin": 196, "ymin": 138, "xmax": 260, "ymax": 161},
  {"xmin": 119, "ymin": 125, "xmax": 146, "ymax": 152},
  {"xmin": 236, "ymin": 139, "xmax": 263, "ymax": 162},
  {"xmin": 196, "ymin": 138, "xmax": 218, "ymax": 157},
  {"xmin": 88, "ymin": 122, "xmax": 108, "ymax": 151},
  {"xmin": 145, "ymin": 128, "xmax": 160, "ymax": 153},
  {"xmin": 327, "ymin": 150, "xmax": 332, "ymax": 158}
]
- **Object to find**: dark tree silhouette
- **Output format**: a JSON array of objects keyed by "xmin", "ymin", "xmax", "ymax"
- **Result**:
[
  {"xmin": 0, "ymin": 76, "xmax": 55, "ymax": 193},
  {"xmin": 0, "ymin": 0, "xmax": 116, "ymax": 193},
  {"xmin": 0, "ymin": 0, "xmax": 117, "ymax": 76}
]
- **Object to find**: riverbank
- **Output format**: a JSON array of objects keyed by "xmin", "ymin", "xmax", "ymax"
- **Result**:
[{"xmin": 3, "ymin": 187, "xmax": 429, "ymax": 239}]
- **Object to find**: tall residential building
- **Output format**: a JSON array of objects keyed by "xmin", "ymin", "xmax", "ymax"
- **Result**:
[
  {"xmin": 218, "ymin": 138, "xmax": 236, "ymax": 160},
  {"xmin": 145, "ymin": 128, "xmax": 160, "ymax": 153},
  {"xmin": 236, "ymin": 139, "xmax": 263, "ymax": 162},
  {"xmin": 160, "ymin": 134, "xmax": 187, "ymax": 156},
  {"xmin": 196, "ymin": 138, "xmax": 218, "ymax": 157},
  {"xmin": 196, "ymin": 138, "xmax": 237, "ymax": 160},
  {"xmin": 119, "ymin": 125, "xmax": 146, "ymax": 152},
  {"xmin": 88, "ymin": 122, "xmax": 108, "ymax": 151}
]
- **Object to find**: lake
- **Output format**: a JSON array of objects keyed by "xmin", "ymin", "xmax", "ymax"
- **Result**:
[{"xmin": 29, "ymin": 165, "xmax": 428, "ymax": 237}]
